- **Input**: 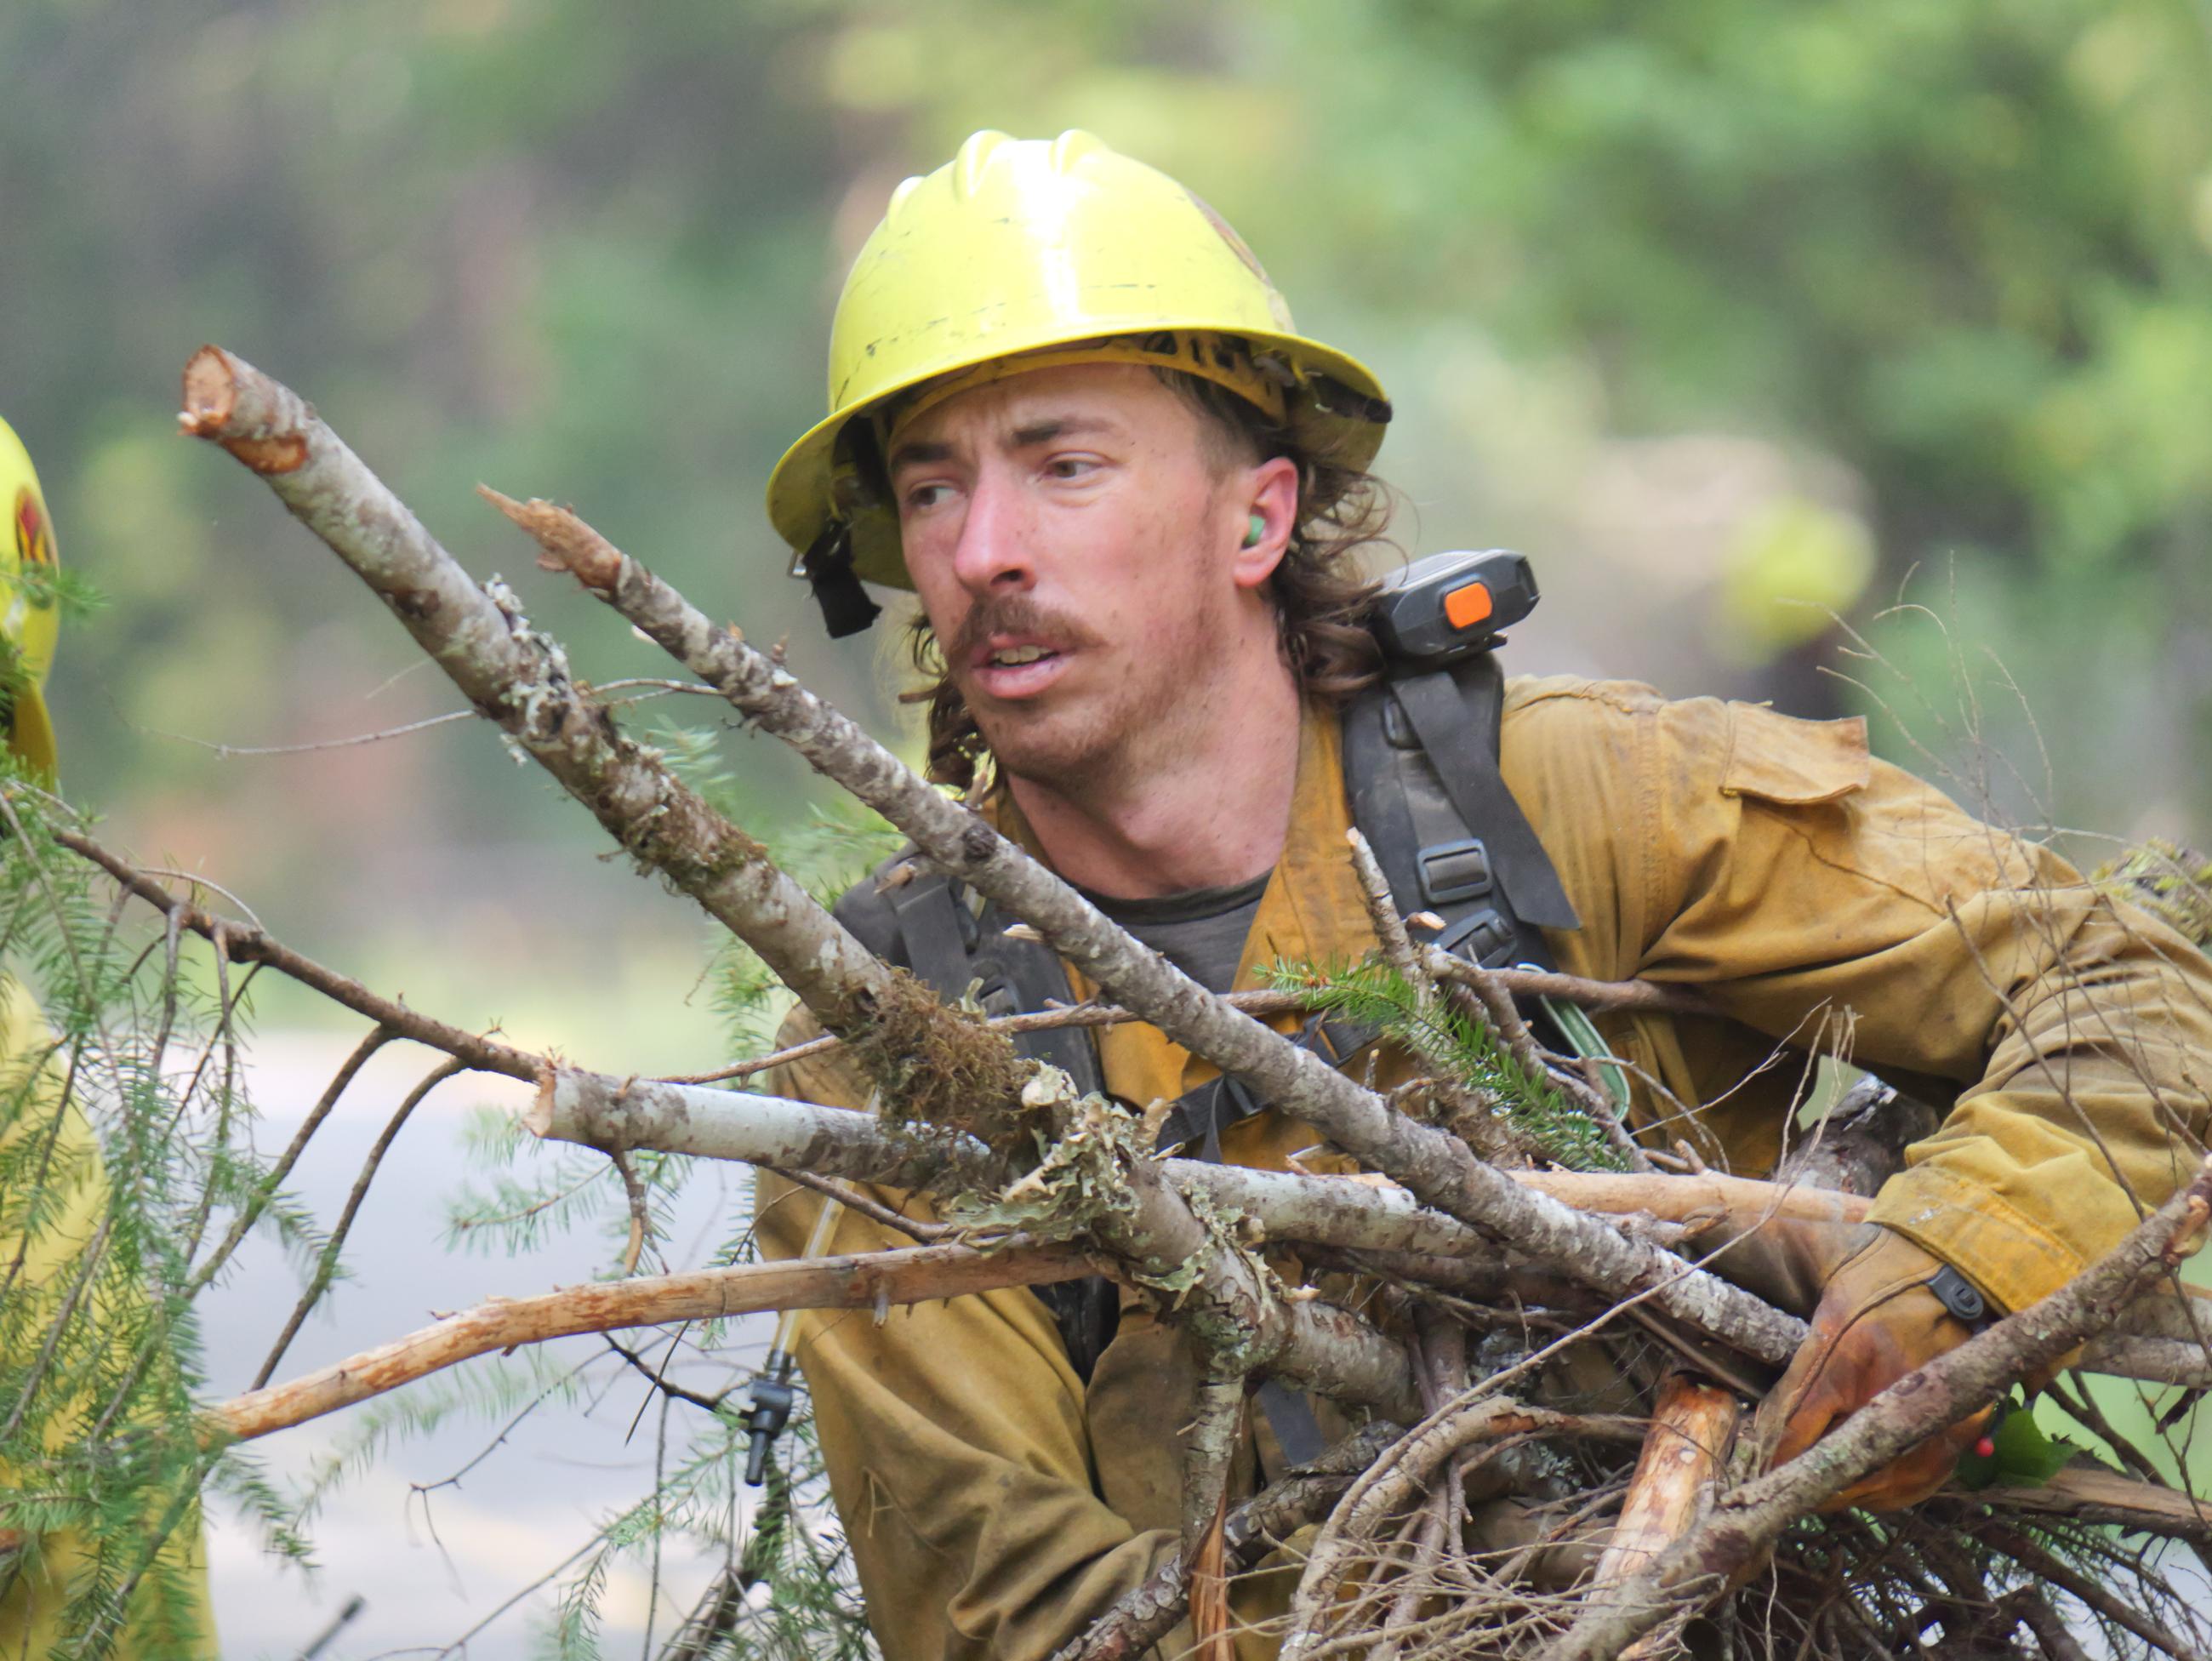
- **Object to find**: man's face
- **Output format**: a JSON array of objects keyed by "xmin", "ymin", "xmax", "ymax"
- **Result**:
[{"xmin": 888, "ymin": 362, "xmax": 1280, "ymax": 793}]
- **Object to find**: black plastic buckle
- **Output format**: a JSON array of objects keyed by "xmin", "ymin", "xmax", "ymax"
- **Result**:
[
  {"xmin": 1417, "ymin": 837, "xmax": 1493, "ymax": 907},
  {"xmin": 1927, "ymin": 1264, "xmax": 1992, "ymax": 1327},
  {"xmin": 1380, "ymin": 692, "xmax": 1422, "ymax": 751},
  {"xmin": 1436, "ymin": 908, "xmax": 1514, "ymax": 966},
  {"xmin": 743, "ymin": 1361, "xmax": 797, "ymax": 1486}
]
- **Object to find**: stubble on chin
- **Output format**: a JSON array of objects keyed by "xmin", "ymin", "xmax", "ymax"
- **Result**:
[
  {"xmin": 966, "ymin": 621, "xmax": 1220, "ymax": 799},
  {"xmin": 964, "ymin": 680, "xmax": 1124, "ymax": 794}
]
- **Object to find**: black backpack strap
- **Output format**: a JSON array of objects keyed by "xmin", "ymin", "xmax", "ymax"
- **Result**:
[
  {"xmin": 829, "ymin": 848, "xmax": 920, "ymax": 962},
  {"xmin": 1388, "ymin": 655, "xmax": 1578, "ymax": 932},
  {"xmin": 834, "ymin": 852, "xmax": 1120, "ymax": 1378},
  {"xmin": 1341, "ymin": 658, "xmax": 1642, "ymax": 1143},
  {"xmin": 1343, "ymin": 657, "xmax": 1576, "ymax": 976},
  {"xmin": 1149, "ymin": 1011, "xmax": 1371, "ymax": 1160},
  {"xmin": 891, "ymin": 867, "xmax": 982, "ymax": 995}
]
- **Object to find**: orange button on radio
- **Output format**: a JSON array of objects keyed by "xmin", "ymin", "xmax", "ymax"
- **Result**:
[{"xmin": 1444, "ymin": 581, "xmax": 1494, "ymax": 631}]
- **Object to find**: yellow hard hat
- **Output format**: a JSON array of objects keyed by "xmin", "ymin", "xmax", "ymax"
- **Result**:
[
  {"xmin": 767, "ymin": 129, "xmax": 1392, "ymax": 635},
  {"xmin": 0, "ymin": 419, "xmax": 60, "ymax": 775}
]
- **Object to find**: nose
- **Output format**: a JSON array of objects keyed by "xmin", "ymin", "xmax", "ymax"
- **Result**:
[{"xmin": 949, "ymin": 468, "xmax": 1035, "ymax": 598}]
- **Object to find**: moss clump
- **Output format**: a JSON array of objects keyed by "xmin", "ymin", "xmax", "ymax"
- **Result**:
[{"xmin": 853, "ymin": 967, "xmax": 1035, "ymax": 1159}]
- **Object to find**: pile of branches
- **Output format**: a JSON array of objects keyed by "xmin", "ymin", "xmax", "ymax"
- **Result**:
[{"xmin": 10, "ymin": 345, "xmax": 2212, "ymax": 1658}]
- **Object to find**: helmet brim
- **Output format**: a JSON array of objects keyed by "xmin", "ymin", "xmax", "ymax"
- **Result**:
[
  {"xmin": 10, "ymin": 684, "xmax": 56, "ymax": 778},
  {"xmin": 767, "ymin": 324, "xmax": 1390, "ymax": 591}
]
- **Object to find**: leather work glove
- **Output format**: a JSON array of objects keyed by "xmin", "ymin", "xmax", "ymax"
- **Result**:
[
  {"xmin": 1748, "ymin": 1225, "xmax": 1998, "ymax": 1511},
  {"xmin": 1691, "ymin": 1207, "xmax": 1871, "ymax": 1318}
]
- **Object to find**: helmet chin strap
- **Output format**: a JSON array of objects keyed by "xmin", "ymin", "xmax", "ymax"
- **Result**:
[{"xmin": 798, "ymin": 522, "xmax": 882, "ymax": 640}]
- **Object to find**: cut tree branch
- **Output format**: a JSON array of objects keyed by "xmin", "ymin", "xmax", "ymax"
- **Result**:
[
  {"xmin": 208, "ymin": 1238, "xmax": 1094, "ymax": 1443},
  {"xmin": 181, "ymin": 347, "xmax": 998, "ymax": 1127},
  {"xmin": 534, "ymin": 1072, "xmax": 2211, "ymax": 1379},
  {"xmin": 490, "ymin": 494, "xmax": 1816, "ymax": 1369},
  {"xmin": 1588, "ymin": 1372, "xmax": 1743, "ymax": 1661}
]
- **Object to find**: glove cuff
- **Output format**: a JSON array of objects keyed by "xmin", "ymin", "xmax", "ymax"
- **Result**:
[{"xmin": 1867, "ymin": 1165, "xmax": 2084, "ymax": 1316}]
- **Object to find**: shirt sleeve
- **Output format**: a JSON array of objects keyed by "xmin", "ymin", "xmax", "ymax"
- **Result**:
[
  {"xmin": 755, "ymin": 1010, "xmax": 1181, "ymax": 1661},
  {"xmin": 1550, "ymin": 687, "xmax": 2212, "ymax": 1316}
]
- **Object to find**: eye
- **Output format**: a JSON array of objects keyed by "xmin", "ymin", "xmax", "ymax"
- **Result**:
[
  {"xmin": 1043, "ymin": 454, "xmax": 1103, "ymax": 482},
  {"xmin": 903, "ymin": 481, "xmax": 955, "ymax": 513}
]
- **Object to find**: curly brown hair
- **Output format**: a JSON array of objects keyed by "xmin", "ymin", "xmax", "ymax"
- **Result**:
[{"xmin": 904, "ymin": 369, "xmax": 1394, "ymax": 789}]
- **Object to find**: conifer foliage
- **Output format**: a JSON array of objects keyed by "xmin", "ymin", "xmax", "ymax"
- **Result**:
[{"xmin": 0, "ymin": 778, "xmax": 305, "ymax": 1656}]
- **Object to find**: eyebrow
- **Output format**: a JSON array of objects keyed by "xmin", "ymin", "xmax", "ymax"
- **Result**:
[
  {"xmin": 1009, "ymin": 414, "xmax": 1117, "ymax": 448},
  {"xmin": 887, "ymin": 413, "xmax": 1120, "ymax": 476},
  {"xmin": 887, "ymin": 437, "xmax": 954, "ymax": 474}
]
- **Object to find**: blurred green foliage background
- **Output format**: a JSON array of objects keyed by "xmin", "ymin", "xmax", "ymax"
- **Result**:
[{"xmin": 5, "ymin": 0, "xmax": 2209, "ymax": 1063}]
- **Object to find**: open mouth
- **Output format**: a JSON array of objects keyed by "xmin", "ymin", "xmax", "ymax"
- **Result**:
[{"xmin": 971, "ymin": 639, "xmax": 1070, "ymax": 698}]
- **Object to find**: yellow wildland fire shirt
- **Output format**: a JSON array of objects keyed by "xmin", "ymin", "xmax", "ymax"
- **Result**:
[
  {"xmin": 0, "ymin": 979, "xmax": 218, "ymax": 1659},
  {"xmin": 757, "ymin": 676, "xmax": 2212, "ymax": 1661}
]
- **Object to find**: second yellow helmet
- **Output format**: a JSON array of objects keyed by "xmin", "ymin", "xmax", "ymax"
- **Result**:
[
  {"xmin": 0, "ymin": 419, "xmax": 60, "ymax": 775},
  {"xmin": 767, "ymin": 130, "xmax": 1391, "ymax": 631}
]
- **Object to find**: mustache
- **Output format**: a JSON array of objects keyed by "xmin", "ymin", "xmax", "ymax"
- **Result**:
[{"xmin": 946, "ymin": 593, "xmax": 1107, "ymax": 665}]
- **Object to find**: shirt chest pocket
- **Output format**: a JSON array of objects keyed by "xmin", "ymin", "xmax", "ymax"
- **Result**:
[{"xmin": 1719, "ymin": 703, "xmax": 1871, "ymax": 806}]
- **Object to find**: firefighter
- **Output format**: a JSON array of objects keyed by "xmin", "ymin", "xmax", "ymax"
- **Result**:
[
  {"xmin": 0, "ymin": 415, "xmax": 218, "ymax": 1657},
  {"xmin": 755, "ymin": 132, "xmax": 2212, "ymax": 1659}
]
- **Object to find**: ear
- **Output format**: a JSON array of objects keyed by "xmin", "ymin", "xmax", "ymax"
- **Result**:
[{"xmin": 1229, "ymin": 455, "xmax": 1301, "ymax": 591}]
